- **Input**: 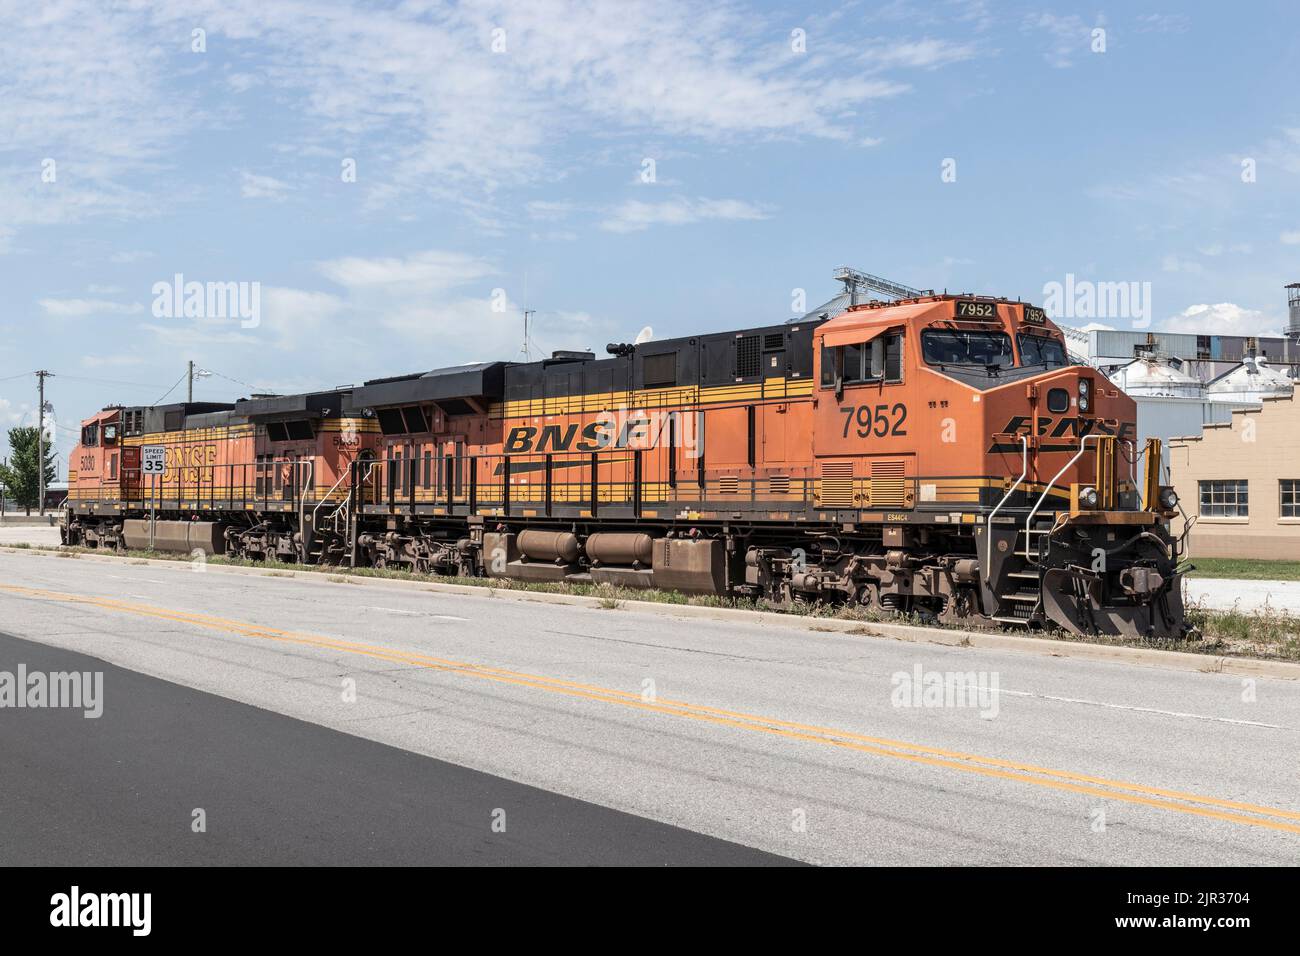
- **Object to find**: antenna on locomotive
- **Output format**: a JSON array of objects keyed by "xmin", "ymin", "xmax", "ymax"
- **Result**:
[
  {"xmin": 519, "ymin": 309, "xmax": 535, "ymax": 361},
  {"xmin": 517, "ymin": 269, "xmax": 535, "ymax": 361}
]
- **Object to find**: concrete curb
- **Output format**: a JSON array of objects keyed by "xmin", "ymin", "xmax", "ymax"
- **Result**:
[{"xmin": 6, "ymin": 545, "xmax": 1299, "ymax": 682}]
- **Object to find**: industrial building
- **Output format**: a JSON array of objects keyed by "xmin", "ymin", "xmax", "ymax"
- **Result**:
[
  {"xmin": 1169, "ymin": 395, "xmax": 1300, "ymax": 560},
  {"xmin": 1063, "ymin": 325, "xmax": 1300, "ymax": 380},
  {"xmin": 1092, "ymin": 346, "xmax": 1293, "ymax": 475}
]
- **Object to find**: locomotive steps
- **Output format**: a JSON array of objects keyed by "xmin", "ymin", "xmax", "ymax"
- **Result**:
[{"xmin": 6, "ymin": 544, "xmax": 1297, "ymax": 681}]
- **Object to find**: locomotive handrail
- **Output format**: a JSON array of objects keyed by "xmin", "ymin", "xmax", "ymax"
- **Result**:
[
  {"xmin": 297, "ymin": 459, "xmax": 315, "ymax": 550},
  {"xmin": 1121, "ymin": 439, "xmax": 1136, "ymax": 494},
  {"xmin": 311, "ymin": 460, "xmax": 350, "ymax": 528},
  {"xmin": 984, "ymin": 435, "xmax": 1027, "ymax": 585},
  {"xmin": 328, "ymin": 461, "xmax": 376, "ymax": 532},
  {"xmin": 1023, "ymin": 433, "xmax": 1105, "ymax": 562}
]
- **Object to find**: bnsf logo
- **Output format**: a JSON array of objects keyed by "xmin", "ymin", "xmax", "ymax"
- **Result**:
[
  {"xmin": 505, "ymin": 411, "xmax": 701, "ymax": 455},
  {"xmin": 506, "ymin": 421, "xmax": 615, "ymax": 454},
  {"xmin": 990, "ymin": 415, "xmax": 1135, "ymax": 452}
]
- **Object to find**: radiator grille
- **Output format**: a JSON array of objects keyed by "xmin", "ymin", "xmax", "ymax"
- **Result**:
[
  {"xmin": 818, "ymin": 461, "xmax": 854, "ymax": 509},
  {"xmin": 734, "ymin": 335, "xmax": 761, "ymax": 378},
  {"xmin": 870, "ymin": 459, "xmax": 908, "ymax": 507},
  {"xmin": 768, "ymin": 475, "xmax": 790, "ymax": 495},
  {"xmin": 718, "ymin": 476, "xmax": 739, "ymax": 495}
]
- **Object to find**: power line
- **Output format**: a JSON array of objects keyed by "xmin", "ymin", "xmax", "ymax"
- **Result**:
[
  {"xmin": 54, "ymin": 373, "xmax": 176, "ymax": 391},
  {"xmin": 152, "ymin": 369, "xmax": 189, "ymax": 405},
  {"xmin": 202, "ymin": 368, "xmax": 276, "ymax": 394}
]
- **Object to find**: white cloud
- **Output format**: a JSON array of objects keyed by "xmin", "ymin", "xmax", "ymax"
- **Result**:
[
  {"xmin": 1196, "ymin": 243, "xmax": 1252, "ymax": 257},
  {"xmin": 859, "ymin": 38, "xmax": 979, "ymax": 71},
  {"xmin": 38, "ymin": 298, "xmax": 144, "ymax": 317},
  {"xmin": 0, "ymin": 3, "xmax": 196, "ymax": 245},
  {"xmin": 240, "ymin": 171, "xmax": 293, "ymax": 200},
  {"xmin": 80, "ymin": 354, "xmax": 144, "ymax": 369},
  {"xmin": 600, "ymin": 197, "xmax": 770, "ymax": 233},
  {"xmin": 1134, "ymin": 13, "xmax": 1190, "ymax": 34},
  {"xmin": 1160, "ymin": 254, "xmax": 1203, "ymax": 274},
  {"xmin": 0, "ymin": 398, "xmax": 31, "ymax": 429},
  {"xmin": 1281, "ymin": 231, "xmax": 1300, "ymax": 245},
  {"xmin": 317, "ymin": 250, "xmax": 498, "ymax": 294},
  {"xmin": 1164, "ymin": 303, "xmax": 1278, "ymax": 337},
  {"xmin": 110, "ymin": 250, "xmax": 154, "ymax": 264},
  {"xmin": 0, "ymin": 0, "xmax": 979, "ymax": 243},
  {"xmin": 1023, "ymin": 12, "xmax": 1103, "ymax": 69},
  {"xmin": 226, "ymin": 72, "xmax": 261, "ymax": 93},
  {"xmin": 526, "ymin": 201, "xmax": 576, "ymax": 221}
]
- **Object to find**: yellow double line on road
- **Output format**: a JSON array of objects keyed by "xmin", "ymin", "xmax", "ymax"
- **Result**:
[{"xmin": 4, "ymin": 581, "xmax": 1299, "ymax": 837}]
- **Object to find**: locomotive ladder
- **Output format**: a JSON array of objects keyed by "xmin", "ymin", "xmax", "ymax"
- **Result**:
[
  {"xmin": 982, "ymin": 435, "xmax": 1036, "ymax": 624},
  {"xmin": 306, "ymin": 459, "xmax": 375, "ymax": 564},
  {"xmin": 985, "ymin": 433, "xmax": 1119, "ymax": 625}
]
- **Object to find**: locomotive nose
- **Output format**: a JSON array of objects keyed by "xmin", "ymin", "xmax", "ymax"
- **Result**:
[{"xmin": 1032, "ymin": 366, "xmax": 1100, "ymax": 415}]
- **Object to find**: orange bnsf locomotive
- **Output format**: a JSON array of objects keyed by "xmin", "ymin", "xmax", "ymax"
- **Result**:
[{"xmin": 64, "ymin": 294, "xmax": 1189, "ymax": 638}]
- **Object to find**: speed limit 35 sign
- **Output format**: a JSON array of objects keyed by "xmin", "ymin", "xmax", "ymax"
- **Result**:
[{"xmin": 142, "ymin": 445, "xmax": 166, "ymax": 475}]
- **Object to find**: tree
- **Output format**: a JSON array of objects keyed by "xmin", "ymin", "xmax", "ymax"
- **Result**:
[{"xmin": 0, "ymin": 426, "xmax": 57, "ymax": 515}]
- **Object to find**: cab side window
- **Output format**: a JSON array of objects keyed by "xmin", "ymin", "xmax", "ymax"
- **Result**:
[
  {"xmin": 819, "ymin": 344, "xmax": 839, "ymax": 387},
  {"xmin": 884, "ymin": 333, "xmax": 903, "ymax": 382},
  {"xmin": 820, "ymin": 333, "xmax": 904, "ymax": 387}
]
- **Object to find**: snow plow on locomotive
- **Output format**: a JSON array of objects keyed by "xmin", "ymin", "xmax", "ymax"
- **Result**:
[{"xmin": 63, "ymin": 293, "xmax": 1189, "ymax": 639}]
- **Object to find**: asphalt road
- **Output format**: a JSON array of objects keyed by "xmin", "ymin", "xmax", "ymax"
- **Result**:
[
  {"xmin": 0, "ymin": 630, "xmax": 786, "ymax": 865},
  {"xmin": 1, "ymin": 548, "xmax": 1298, "ymax": 865}
]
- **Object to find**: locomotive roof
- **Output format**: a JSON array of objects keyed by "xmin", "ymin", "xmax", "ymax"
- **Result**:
[
  {"xmin": 235, "ymin": 388, "xmax": 348, "ymax": 422},
  {"xmin": 345, "ymin": 362, "xmax": 510, "ymax": 412}
]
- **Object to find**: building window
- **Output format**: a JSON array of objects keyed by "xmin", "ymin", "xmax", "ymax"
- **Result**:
[
  {"xmin": 1199, "ymin": 479, "xmax": 1248, "ymax": 518},
  {"xmin": 1281, "ymin": 480, "xmax": 1300, "ymax": 518}
]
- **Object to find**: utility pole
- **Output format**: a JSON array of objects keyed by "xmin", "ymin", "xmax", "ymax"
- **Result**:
[
  {"xmin": 186, "ymin": 362, "xmax": 210, "ymax": 402},
  {"xmin": 36, "ymin": 370, "xmax": 52, "ymax": 515}
]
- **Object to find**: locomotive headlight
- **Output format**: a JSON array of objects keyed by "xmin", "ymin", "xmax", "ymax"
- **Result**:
[
  {"xmin": 1078, "ymin": 378, "xmax": 1092, "ymax": 413},
  {"xmin": 1158, "ymin": 486, "xmax": 1179, "ymax": 511},
  {"xmin": 1078, "ymin": 485, "xmax": 1099, "ymax": 509}
]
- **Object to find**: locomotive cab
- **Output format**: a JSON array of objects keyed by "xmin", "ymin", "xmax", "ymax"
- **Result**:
[
  {"xmin": 812, "ymin": 295, "xmax": 1185, "ymax": 638},
  {"xmin": 62, "ymin": 408, "xmax": 125, "ymax": 541}
]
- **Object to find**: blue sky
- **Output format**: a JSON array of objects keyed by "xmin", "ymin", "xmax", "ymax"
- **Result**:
[{"xmin": 1, "ymin": 0, "xmax": 1298, "ymax": 473}]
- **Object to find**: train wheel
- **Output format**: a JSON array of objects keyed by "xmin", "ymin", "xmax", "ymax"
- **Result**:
[
  {"xmin": 936, "ymin": 588, "xmax": 990, "ymax": 629},
  {"xmin": 854, "ymin": 582, "xmax": 882, "ymax": 611}
]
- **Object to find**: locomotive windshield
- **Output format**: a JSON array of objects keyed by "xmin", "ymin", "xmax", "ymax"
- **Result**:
[
  {"xmin": 1017, "ymin": 334, "xmax": 1068, "ymax": 368},
  {"xmin": 921, "ymin": 330, "xmax": 1014, "ymax": 369}
]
